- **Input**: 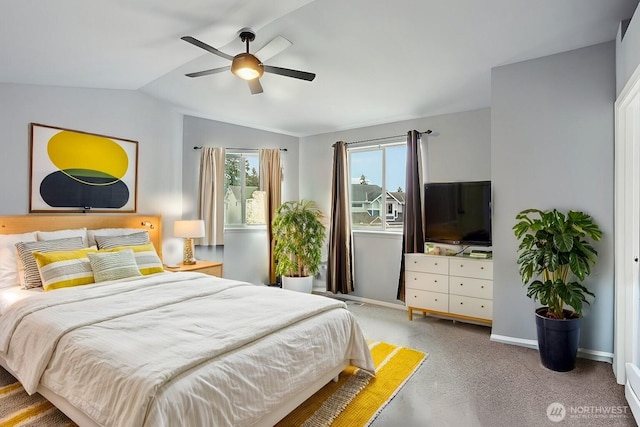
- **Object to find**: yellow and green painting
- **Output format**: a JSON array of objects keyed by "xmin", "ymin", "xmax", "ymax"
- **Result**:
[{"xmin": 30, "ymin": 124, "xmax": 137, "ymax": 212}]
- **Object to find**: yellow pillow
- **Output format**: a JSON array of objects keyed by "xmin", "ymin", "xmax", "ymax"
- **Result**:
[
  {"xmin": 33, "ymin": 248, "xmax": 98, "ymax": 291},
  {"xmin": 103, "ymin": 243, "xmax": 164, "ymax": 275}
]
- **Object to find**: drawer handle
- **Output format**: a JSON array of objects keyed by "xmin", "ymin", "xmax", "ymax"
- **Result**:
[
  {"xmin": 481, "ymin": 285, "xmax": 484, "ymax": 289},
  {"xmin": 435, "ymin": 298, "xmax": 438, "ymax": 301},
  {"xmin": 414, "ymin": 260, "xmax": 417, "ymax": 263},
  {"xmin": 434, "ymin": 262, "xmax": 438, "ymax": 266},
  {"xmin": 459, "ymin": 283, "xmax": 463, "ymax": 286},
  {"xmin": 460, "ymin": 302, "xmax": 463, "ymax": 305},
  {"xmin": 481, "ymin": 267, "xmax": 484, "ymax": 270},
  {"xmin": 434, "ymin": 280, "xmax": 438, "ymax": 283},
  {"xmin": 414, "ymin": 277, "xmax": 417, "ymax": 280}
]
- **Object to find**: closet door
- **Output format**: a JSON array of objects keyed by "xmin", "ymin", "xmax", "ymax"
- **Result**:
[{"xmin": 614, "ymin": 63, "xmax": 640, "ymax": 423}]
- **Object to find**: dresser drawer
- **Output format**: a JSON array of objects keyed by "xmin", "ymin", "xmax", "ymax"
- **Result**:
[
  {"xmin": 449, "ymin": 258, "xmax": 492, "ymax": 280},
  {"xmin": 449, "ymin": 295, "xmax": 492, "ymax": 320},
  {"xmin": 406, "ymin": 289, "xmax": 448, "ymax": 313},
  {"xmin": 449, "ymin": 276, "xmax": 493, "ymax": 299},
  {"xmin": 405, "ymin": 254, "xmax": 448, "ymax": 274},
  {"xmin": 406, "ymin": 271, "xmax": 448, "ymax": 293}
]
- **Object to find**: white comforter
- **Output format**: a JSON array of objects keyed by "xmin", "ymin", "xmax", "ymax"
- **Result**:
[{"xmin": 0, "ymin": 272, "xmax": 373, "ymax": 427}]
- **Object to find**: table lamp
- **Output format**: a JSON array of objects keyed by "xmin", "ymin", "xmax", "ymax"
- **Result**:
[{"xmin": 174, "ymin": 220, "xmax": 205, "ymax": 265}]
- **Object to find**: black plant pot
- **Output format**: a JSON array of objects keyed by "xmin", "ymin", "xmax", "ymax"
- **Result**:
[{"xmin": 535, "ymin": 307, "xmax": 582, "ymax": 372}]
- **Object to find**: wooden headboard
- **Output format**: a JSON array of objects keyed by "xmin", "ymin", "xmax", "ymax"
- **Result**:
[{"xmin": 0, "ymin": 215, "xmax": 163, "ymax": 258}]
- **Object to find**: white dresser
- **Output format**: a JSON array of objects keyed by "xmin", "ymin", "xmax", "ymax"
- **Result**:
[{"xmin": 405, "ymin": 253, "xmax": 493, "ymax": 325}]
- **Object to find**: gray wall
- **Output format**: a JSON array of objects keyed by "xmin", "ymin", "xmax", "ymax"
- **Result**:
[
  {"xmin": 181, "ymin": 115, "xmax": 299, "ymax": 285},
  {"xmin": 616, "ymin": 3, "xmax": 640, "ymax": 95},
  {"xmin": 0, "ymin": 83, "xmax": 184, "ymax": 233},
  {"xmin": 299, "ymin": 108, "xmax": 491, "ymax": 304},
  {"xmin": 0, "ymin": 39, "xmax": 620, "ymax": 357},
  {"xmin": 491, "ymin": 42, "xmax": 616, "ymax": 354}
]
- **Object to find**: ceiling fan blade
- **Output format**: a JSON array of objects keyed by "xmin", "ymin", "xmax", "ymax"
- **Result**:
[
  {"xmin": 181, "ymin": 36, "xmax": 234, "ymax": 61},
  {"xmin": 254, "ymin": 36, "xmax": 292, "ymax": 61},
  {"xmin": 263, "ymin": 65, "xmax": 315, "ymax": 81},
  {"xmin": 185, "ymin": 66, "xmax": 231, "ymax": 78},
  {"xmin": 248, "ymin": 79, "xmax": 263, "ymax": 95}
]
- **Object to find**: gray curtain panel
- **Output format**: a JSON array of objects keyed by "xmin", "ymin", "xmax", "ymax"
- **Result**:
[
  {"xmin": 327, "ymin": 141, "xmax": 354, "ymax": 294},
  {"xmin": 397, "ymin": 130, "xmax": 424, "ymax": 302}
]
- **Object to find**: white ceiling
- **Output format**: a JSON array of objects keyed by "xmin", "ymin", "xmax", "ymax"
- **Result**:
[{"xmin": 1, "ymin": 0, "xmax": 637, "ymax": 137}]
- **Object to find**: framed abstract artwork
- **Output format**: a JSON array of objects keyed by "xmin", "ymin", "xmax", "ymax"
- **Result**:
[{"xmin": 29, "ymin": 123, "xmax": 138, "ymax": 213}]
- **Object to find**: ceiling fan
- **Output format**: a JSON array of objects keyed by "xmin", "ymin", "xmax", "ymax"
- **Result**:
[{"xmin": 181, "ymin": 28, "xmax": 316, "ymax": 95}]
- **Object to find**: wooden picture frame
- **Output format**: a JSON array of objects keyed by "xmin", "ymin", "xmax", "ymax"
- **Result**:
[{"xmin": 29, "ymin": 123, "xmax": 138, "ymax": 213}]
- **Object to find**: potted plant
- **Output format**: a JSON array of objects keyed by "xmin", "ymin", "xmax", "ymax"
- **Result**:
[
  {"xmin": 272, "ymin": 200, "xmax": 326, "ymax": 293},
  {"xmin": 513, "ymin": 208, "xmax": 602, "ymax": 372}
]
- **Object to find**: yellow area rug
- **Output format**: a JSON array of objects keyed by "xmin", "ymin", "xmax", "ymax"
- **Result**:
[
  {"xmin": 0, "ymin": 341, "xmax": 426, "ymax": 427},
  {"xmin": 277, "ymin": 341, "xmax": 428, "ymax": 427},
  {"xmin": 0, "ymin": 381, "xmax": 74, "ymax": 427}
]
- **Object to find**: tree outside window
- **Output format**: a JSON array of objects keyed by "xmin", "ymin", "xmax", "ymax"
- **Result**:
[
  {"xmin": 348, "ymin": 143, "xmax": 406, "ymax": 231},
  {"xmin": 224, "ymin": 153, "xmax": 265, "ymax": 226}
]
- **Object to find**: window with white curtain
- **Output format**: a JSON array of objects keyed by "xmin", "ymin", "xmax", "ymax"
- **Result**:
[{"xmin": 348, "ymin": 142, "xmax": 406, "ymax": 231}]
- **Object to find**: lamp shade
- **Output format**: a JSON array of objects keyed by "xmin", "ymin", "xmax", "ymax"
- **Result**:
[
  {"xmin": 174, "ymin": 220, "xmax": 205, "ymax": 238},
  {"xmin": 231, "ymin": 53, "xmax": 264, "ymax": 80}
]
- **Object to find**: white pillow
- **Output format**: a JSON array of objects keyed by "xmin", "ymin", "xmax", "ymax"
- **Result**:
[
  {"xmin": 87, "ymin": 228, "xmax": 146, "ymax": 247},
  {"xmin": 38, "ymin": 228, "xmax": 88, "ymax": 247},
  {"xmin": 0, "ymin": 232, "xmax": 37, "ymax": 288}
]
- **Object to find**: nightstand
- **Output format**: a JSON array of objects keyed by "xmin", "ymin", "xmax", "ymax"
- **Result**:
[{"xmin": 165, "ymin": 261, "xmax": 223, "ymax": 277}]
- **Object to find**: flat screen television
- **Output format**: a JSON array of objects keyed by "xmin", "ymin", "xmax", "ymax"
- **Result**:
[{"xmin": 424, "ymin": 180, "xmax": 492, "ymax": 246}]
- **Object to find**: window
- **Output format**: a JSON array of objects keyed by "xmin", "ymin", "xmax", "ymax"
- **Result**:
[
  {"xmin": 224, "ymin": 153, "xmax": 265, "ymax": 226},
  {"xmin": 348, "ymin": 143, "xmax": 406, "ymax": 230}
]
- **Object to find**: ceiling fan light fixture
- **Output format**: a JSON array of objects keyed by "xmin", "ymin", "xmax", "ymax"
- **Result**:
[
  {"xmin": 182, "ymin": 30, "xmax": 315, "ymax": 94},
  {"xmin": 231, "ymin": 53, "xmax": 264, "ymax": 80}
]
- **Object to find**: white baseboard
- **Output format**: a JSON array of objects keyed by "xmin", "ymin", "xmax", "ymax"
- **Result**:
[
  {"xmin": 490, "ymin": 333, "xmax": 538, "ymax": 349},
  {"xmin": 490, "ymin": 333, "xmax": 614, "ymax": 364},
  {"xmin": 578, "ymin": 348, "xmax": 615, "ymax": 363},
  {"xmin": 313, "ymin": 290, "xmax": 406, "ymax": 310}
]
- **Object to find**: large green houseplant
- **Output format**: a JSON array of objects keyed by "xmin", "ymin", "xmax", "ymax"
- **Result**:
[
  {"xmin": 272, "ymin": 200, "xmax": 326, "ymax": 293},
  {"xmin": 513, "ymin": 208, "xmax": 602, "ymax": 371}
]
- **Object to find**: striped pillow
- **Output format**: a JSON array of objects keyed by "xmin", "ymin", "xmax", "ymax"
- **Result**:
[
  {"xmin": 95, "ymin": 232, "xmax": 149, "ymax": 250},
  {"xmin": 33, "ymin": 248, "xmax": 97, "ymax": 291},
  {"xmin": 16, "ymin": 237, "xmax": 86, "ymax": 289},
  {"xmin": 103, "ymin": 243, "xmax": 164, "ymax": 275},
  {"xmin": 87, "ymin": 228, "xmax": 146, "ymax": 247},
  {"xmin": 87, "ymin": 249, "xmax": 142, "ymax": 282}
]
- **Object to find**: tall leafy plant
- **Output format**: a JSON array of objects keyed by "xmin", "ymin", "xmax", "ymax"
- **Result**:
[
  {"xmin": 513, "ymin": 209, "xmax": 602, "ymax": 319},
  {"xmin": 272, "ymin": 200, "xmax": 326, "ymax": 278}
]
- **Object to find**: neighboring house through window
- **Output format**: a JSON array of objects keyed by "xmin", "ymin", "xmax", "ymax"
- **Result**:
[
  {"xmin": 224, "ymin": 153, "xmax": 265, "ymax": 226},
  {"xmin": 348, "ymin": 143, "xmax": 407, "ymax": 230}
]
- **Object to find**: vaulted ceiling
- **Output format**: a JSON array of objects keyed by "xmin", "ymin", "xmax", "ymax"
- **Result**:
[{"xmin": 1, "ymin": 0, "xmax": 637, "ymax": 136}]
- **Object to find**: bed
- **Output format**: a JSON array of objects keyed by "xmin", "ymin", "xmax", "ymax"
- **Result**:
[{"xmin": 0, "ymin": 214, "xmax": 374, "ymax": 427}]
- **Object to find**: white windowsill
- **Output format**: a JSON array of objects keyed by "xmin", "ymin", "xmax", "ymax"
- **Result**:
[
  {"xmin": 224, "ymin": 226, "xmax": 267, "ymax": 234},
  {"xmin": 352, "ymin": 229, "xmax": 403, "ymax": 239}
]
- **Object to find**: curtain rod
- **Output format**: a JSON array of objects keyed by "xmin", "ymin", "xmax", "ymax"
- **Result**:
[
  {"xmin": 193, "ymin": 146, "xmax": 287, "ymax": 152},
  {"xmin": 342, "ymin": 129, "xmax": 433, "ymax": 146}
]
